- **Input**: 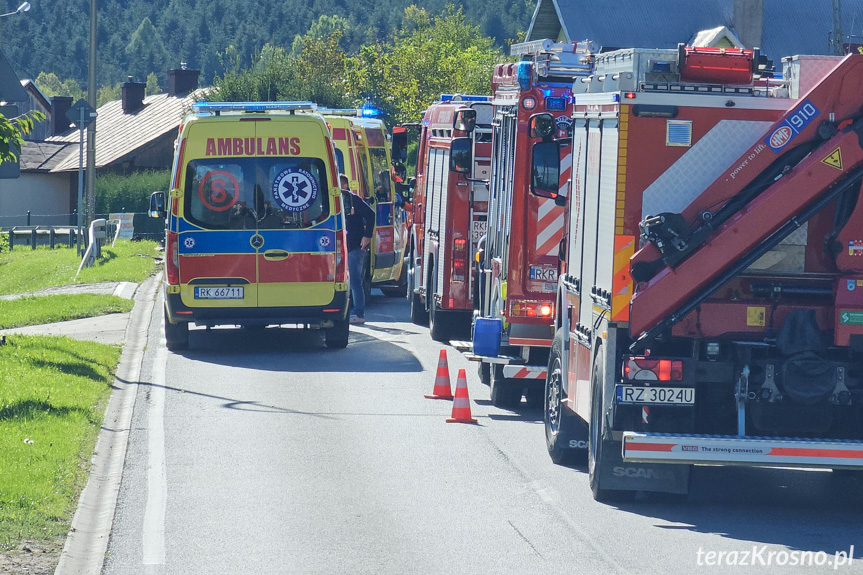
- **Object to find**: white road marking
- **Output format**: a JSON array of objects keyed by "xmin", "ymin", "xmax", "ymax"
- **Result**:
[{"xmin": 142, "ymin": 330, "xmax": 168, "ymax": 565}]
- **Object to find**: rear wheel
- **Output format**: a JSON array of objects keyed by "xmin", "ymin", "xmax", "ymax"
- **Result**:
[
  {"xmin": 588, "ymin": 348, "xmax": 617, "ymax": 501},
  {"xmin": 410, "ymin": 289, "xmax": 427, "ymax": 325},
  {"xmin": 490, "ymin": 364, "xmax": 522, "ymax": 408},
  {"xmin": 477, "ymin": 361, "xmax": 490, "ymax": 385},
  {"xmin": 164, "ymin": 308, "xmax": 188, "ymax": 351},
  {"xmin": 545, "ymin": 330, "xmax": 587, "ymax": 464},
  {"xmin": 325, "ymin": 318, "xmax": 349, "ymax": 349},
  {"xmin": 428, "ymin": 267, "xmax": 450, "ymax": 342}
]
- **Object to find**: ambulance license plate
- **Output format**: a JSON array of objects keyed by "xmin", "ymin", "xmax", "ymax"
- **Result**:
[
  {"xmin": 194, "ymin": 287, "xmax": 244, "ymax": 299},
  {"xmin": 615, "ymin": 385, "xmax": 695, "ymax": 405}
]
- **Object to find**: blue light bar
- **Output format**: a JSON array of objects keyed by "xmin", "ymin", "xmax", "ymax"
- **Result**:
[
  {"xmin": 192, "ymin": 101, "xmax": 317, "ymax": 114},
  {"xmin": 361, "ymin": 106, "xmax": 383, "ymax": 117},
  {"xmin": 439, "ymin": 94, "xmax": 492, "ymax": 102}
]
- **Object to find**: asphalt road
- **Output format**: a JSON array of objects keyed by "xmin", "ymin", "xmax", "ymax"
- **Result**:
[{"xmin": 102, "ymin": 292, "xmax": 863, "ymax": 574}]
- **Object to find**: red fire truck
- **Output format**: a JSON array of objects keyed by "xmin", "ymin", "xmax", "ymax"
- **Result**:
[
  {"xmin": 471, "ymin": 40, "xmax": 593, "ymax": 407},
  {"xmin": 403, "ymin": 95, "xmax": 493, "ymax": 340},
  {"xmin": 531, "ymin": 46, "xmax": 863, "ymax": 499}
]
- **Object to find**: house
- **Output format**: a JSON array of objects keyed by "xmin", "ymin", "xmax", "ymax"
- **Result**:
[
  {"xmin": 0, "ymin": 67, "xmax": 203, "ymax": 227},
  {"xmin": 525, "ymin": 0, "xmax": 863, "ymax": 62}
]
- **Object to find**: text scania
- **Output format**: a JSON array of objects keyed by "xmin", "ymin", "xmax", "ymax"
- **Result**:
[
  {"xmin": 205, "ymin": 137, "xmax": 301, "ymax": 157},
  {"xmin": 697, "ymin": 545, "xmax": 855, "ymax": 569}
]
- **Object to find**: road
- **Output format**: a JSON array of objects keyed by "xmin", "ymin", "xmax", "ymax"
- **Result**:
[{"xmin": 102, "ymin": 291, "xmax": 863, "ymax": 574}]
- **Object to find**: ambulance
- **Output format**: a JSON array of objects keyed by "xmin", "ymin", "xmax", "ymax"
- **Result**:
[{"xmin": 149, "ymin": 101, "xmax": 350, "ymax": 350}]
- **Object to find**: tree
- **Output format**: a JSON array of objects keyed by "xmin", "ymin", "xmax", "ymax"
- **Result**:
[
  {"xmin": 0, "ymin": 111, "xmax": 45, "ymax": 164},
  {"xmin": 146, "ymin": 73, "xmax": 162, "ymax": 96},
  {"xmin": 125, "ymin": 18, "xmax": 168, "ymax": 82},
  {"xmin": 34, "ymin": 72, "xmax": 86, "ymax": 101}
]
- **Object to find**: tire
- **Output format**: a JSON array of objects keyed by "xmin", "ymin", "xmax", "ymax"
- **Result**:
[
  {"xmin": 164, "ymin": 308, "xmax": 188, "ymax": 351},
  {"xmin": 477, "ymin": 361, "xmax": 490, "ymax": 385},
  {"xmin": 490, "ymin": 364, "xmax": 522, "ymax": 408},
  {"xmin": 325, "ymin": 318, "xmax": 349, "ymax": 349},
  {"xmin": 588, "ymin": 347, "xmax": 617, "ymax": 501},
  {"xmin": 429, "ymin": 299, "xmax": 449, "ymax": 342},
  {"xmin": 410, "ymin": 288, "xmax": 427, "ymax": 326},
  {"xmin": 545, "ymin": 330, "xmax": 587, "ymax": 464}
]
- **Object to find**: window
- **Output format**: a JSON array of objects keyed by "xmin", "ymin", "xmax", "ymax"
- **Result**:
[{"xmin": 184, "ymin": 157, "xmax": 330, "ymax": 231}]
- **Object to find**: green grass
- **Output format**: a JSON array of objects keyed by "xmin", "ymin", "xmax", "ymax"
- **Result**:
[
  {"xmin": 0, "ymin": 240, "xmax": 159, "ymax": 296},
  {"xmin": 0, "ymin": 335, "xmax": 120, "ymax": 550},
  {"xmin": 0, "ymin": 295, "xmax": 134, "ymax": 329}
]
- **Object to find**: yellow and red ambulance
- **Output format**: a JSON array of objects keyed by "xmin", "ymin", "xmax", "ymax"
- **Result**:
[
  {"xmin": 150, "ymin": 101, "xmax": 350, "ymax": 350},
  {"xmin": 322, "ymin": 111, "xmax": 408, "ymax": 297}
]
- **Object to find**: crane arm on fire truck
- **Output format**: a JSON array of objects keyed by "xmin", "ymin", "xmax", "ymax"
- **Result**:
[{"xmin": 628, "ymin": 56, "xmax": 863, "ymax": 348}]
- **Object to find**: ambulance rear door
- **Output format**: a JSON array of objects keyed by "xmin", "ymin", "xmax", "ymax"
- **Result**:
[
  {"xmin": 255, "ymin": 117, "xmax": 337, "ymax": 309},
  {"xmin": 178, "ymin": 120, "xmax": 260, "ymax": 310}
]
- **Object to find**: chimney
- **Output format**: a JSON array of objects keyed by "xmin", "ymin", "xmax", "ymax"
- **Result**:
[
  {"xmin": 167, "ymin": 63, "xmax": 200, "ymax": 96},
  {"xmin": 122, "ymin": 76, "xmax": 146, "ymax": 113},
  {"xmin": 733, "ymin": 0, "xmax": 763, "ymax": 49},
  {"xmin": 50, "ymin": 95, "xmax": 73, "ymax": 135}
]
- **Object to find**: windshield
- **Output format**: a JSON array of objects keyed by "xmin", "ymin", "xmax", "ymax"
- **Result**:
[
  {"xmin": 184, "ymin": 157, "xmax": 330, "ymax": 230},
  {"xmin": 369, "ymin": 148, "xmax": 391, "ymax": 202}
]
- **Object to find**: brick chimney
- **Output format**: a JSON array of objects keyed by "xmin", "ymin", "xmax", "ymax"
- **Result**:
[
  {"xmin": 50, "ymin": 95, "xmax": 73, "ymax": 135},
  {"xmin": 122, "ymin": 76, "xmax": 146, "ymax": 113},
  {"xmin": 733, "ymin": 0, "xmax": 763, "ymax": 49},
  {"xmin": 167, "ymin": 63, "xmax": 200, "ymax": 96}
]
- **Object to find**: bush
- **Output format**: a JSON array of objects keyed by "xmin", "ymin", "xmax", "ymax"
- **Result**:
[
  {"xmin": 0, "ymin": 232, "xmax": 8, "ymax": 253},
  {"xmin": 96, "ymin": 169, "xmax": 170, "ymax": 214}
]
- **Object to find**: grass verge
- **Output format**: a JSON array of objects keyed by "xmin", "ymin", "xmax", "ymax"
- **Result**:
[
  {"xmin": 0, "ymin": 240, "xmax": 159, "ymax": 296},
  {"xmin": 0, "ymin": 295, "xmax": 134, "ymax": 329},
  {"xmin": 0, "ymin": 335, "xmax": 120, "ymax": 551}
]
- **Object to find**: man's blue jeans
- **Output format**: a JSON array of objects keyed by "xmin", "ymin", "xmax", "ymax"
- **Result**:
[{"xmin": 348, "ymin": 248, "xmax": 366, "ymax": 318}]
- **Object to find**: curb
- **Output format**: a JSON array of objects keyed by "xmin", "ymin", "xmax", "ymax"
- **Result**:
[{"xmin": 54, "ymin": 273, "xmax": 160, "ymax": 575}]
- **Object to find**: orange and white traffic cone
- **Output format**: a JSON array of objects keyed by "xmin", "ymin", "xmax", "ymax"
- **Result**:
[
  {"xmin": 446, "ymin": 369, "xmax": 478, "ymax": 424},
  {"xmin": 425, "ymin": 349, "xmax": 454, "ymax": 400}
]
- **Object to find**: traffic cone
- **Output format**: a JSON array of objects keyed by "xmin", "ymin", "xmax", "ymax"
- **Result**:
[
  {"xmin": 425, "ymin": 349, "xmax": 454, "ymax": 399},
  {"xmin": 446, "ymin": 369, "xmax": 478, "ymax": 424}
]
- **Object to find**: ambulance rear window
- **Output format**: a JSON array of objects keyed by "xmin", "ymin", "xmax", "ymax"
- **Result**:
[{"xmin": 184, "ymin": 157, "xmax": 330, "ymax": 230}]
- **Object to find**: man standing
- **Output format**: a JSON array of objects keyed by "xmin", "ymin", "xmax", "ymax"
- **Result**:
[{"xmin": 340, "ymin": 174, "xmax": 375, "ymax": 325}]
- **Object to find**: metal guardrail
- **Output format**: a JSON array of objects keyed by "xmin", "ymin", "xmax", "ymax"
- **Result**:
[
  {"xmin": 7, "ymin": 226, "xmax": 82, "ymax": 250},
  {"xmin": 76, "ymin": 219, "xmax": 118, "ymax": 277}
]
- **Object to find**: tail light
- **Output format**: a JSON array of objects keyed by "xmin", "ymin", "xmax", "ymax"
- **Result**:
[
  {"xmin": 335, "ymin": 230, "xmax": 347, "ymax": 283},
  {"xmin": 509, "ymin": 299, "xmax": 554, "ymax": 318},
  {"xmin": 623, "ymin": 356, "xmax": 683, "ymax": 382},
  {"xmin": 166, "ymin": 231, "xmax": 180, "ymax": 285},
  {"xmin": 453, "ymin": 237, "xmax": 467, "ymax": 282}
]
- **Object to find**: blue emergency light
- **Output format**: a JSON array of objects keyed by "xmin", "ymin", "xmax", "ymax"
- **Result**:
[
  {"xmin": 360, "ymin": 106, "xmax": 383, "ymax": 117},
  {"xmin": 440, "ymin": 94, "xmax": 492, "ymax": 102},
  {"xmin": 516, "ymin": 62, "xmax": 532, "ymax": 91},
  {"xmin": 193, "ymin": 101, "xmax": 317, "ymax": 114},
  {"xmin": 545, "ymin": 96, "xmax": 567, "ymax": 111}
]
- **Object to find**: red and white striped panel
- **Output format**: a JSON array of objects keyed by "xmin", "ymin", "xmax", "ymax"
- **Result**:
[
  {"xmin": 534, "ymin": 150, "xmax": 571, "ymax": 257},
  {"xmin": 503, "ymin": 365, "xmax": 548, "ymax": 379}
]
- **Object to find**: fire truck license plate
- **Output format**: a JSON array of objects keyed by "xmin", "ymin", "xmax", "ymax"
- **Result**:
[
  {"xmin": 471, "ymin": 220, "xmax": 487, "ymax": 241},
  {"xmin": 530, "ymin": 266, "xmax": 557, "ymax": 281},
  {"xmin": 615, "ymin": 385, "xmax": 695, "ymax": 405},
  {"xmin": 194, "ymin": 287, "xmax": 244, "ymax": 299}
]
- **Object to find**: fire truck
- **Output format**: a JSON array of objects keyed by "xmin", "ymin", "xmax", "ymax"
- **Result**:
[
  {"xmin": 403, "ymin": 95, "xmax": 493, "ymax": 340},
  {"xmin": 530, "ymin": 46, "xmax": 863, "ymax": 499},
  {"xmin": 470, "ymin": 40, "xmax": 593, "ymax": 407}
]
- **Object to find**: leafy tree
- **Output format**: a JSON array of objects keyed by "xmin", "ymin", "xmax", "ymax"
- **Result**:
[
  {"xmin": 34, "ymin": 72, "xmax": 86, "ymax": 101},
  {"xmin": 146, "ymin": 73, "xmax": 162, "ymax": 96},
  {"xmin": 0, "ymin": 111, "xmax": 45, "ymax": 164},
  {"xmin": 97, "ymin": 83, "xmax": 122, "ymax": 107},
  {"xmin": 289, "ymin": 31, "xmax": 353, "ymax": 108}
]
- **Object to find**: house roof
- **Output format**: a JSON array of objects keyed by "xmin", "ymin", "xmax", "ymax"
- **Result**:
[
  {"xmin": 0, "ymin": 46, "xmax": 28, "ymax": 103},
  {"xmin": 20, "ymin": 141, "xmax": 75, "ymax": 172},
  {"xmin": 47, "ymin": 88, "xmax": 208, "ymax": 173},
  {"xmin": 526, "ymin": 0, "xmax": 863, "ymax": 62}
]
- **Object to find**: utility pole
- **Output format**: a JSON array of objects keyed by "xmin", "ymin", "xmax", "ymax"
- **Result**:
[
  {"xmin": 833, "ymin": 0, "xmax": 845, "ymax": 55},
  {"xmin": 86, "ymin": 0, "xmax": 97, "ymax": 225}
]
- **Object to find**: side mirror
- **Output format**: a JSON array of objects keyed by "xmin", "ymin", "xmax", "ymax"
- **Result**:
[
  {"xmin": 396, "ymin": 181, "xmax": 413, "ymax": 203},
  {"xmin": 530, "ymin": 141, "xmax": 561, "ymax": 199},
  {"xmin": 449, "ymin": 137, "xmax": 472, "ymax": 174},
  {"xmin": 149, "ymin": 190, "xmax": 167, "ymax": 219},
  {"xmin": 529, "ymin": 113, "xmax": 556, "ymax": 141},
  {"xmin": 454, "ymin": 109, "xmax": 477, "ymax": 133}
]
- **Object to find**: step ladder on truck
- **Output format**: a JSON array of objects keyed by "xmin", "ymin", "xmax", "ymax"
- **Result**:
[
  {"xmin": 530, "ymin": 46, "xmax": 863, "ymax": 500},
  {"xmin": 467, "ymin": 39, "xmax": 595, "ymax": 408}
]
